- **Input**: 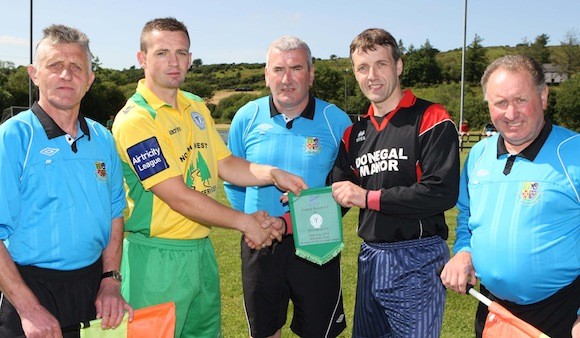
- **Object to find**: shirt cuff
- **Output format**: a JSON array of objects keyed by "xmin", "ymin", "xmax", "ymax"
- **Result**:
[
  {"xmin": 366, "ymin": 190, "xmax": 381, "ymax": 211},
  {"xmin": 281, "ymin": 212, "xmax": 293, "ymax": 235}
]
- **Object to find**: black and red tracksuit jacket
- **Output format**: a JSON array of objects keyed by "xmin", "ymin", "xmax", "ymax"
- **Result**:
[{"xmin": 330, "ymin": 90, "xmax": 460, "ymax": 243}]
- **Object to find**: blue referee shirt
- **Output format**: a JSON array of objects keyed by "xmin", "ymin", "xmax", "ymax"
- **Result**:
[
  {"xmin": 454, "ymin": 122, "xmax": 580, "ymax": 305},
  {"xmin": 0, "ymin": 103, "xmax": 126, "ymax": 270},
  {"xmin": 225, "ymin": 95, "xmax": 351, "ymax": 216}
]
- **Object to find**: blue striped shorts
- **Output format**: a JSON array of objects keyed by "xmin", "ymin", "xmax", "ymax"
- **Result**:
[{"xmin": 353, "ymin": 236, "xmax": 449, "ymax": 338}]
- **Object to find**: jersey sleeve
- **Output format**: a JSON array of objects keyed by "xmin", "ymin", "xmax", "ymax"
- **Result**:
[
  {"xmin": 0, "ymin": 120, "xmax": 26, "ymax": 239},
  {"xmin": 378, "ymin": 105, "xmax": 460, "ymax": 218},
  {"xmin": 113, "ymin": 105, "xmax": 184, "ymax": 191}
]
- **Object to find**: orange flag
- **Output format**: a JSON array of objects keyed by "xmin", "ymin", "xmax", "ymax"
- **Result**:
[
  {"xmin": 80, "ymin": 302, "xmax": 175, "ymax": 338},
  {"xmin": 482, "ymin": 302, "xmax": 550, "ymax": 338}
]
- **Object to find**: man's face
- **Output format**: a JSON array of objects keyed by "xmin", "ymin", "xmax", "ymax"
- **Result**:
[
  {"xmin": 28, "ymin": 43, "xmax": 94, "ymax": 111},
  {"xmin": 265, "ymin": 48, "xmax": 314, "ymax": 115},
  {"xmin": 485, "ymin": 69, "xmax": 548, "ymax": 153},
  {"xmin": 351, "ymin": 45, "xmax": 402, "ymax": 108},
  {"xmin": 138, "ymin": 30, "xmax": 192, "ymax": 92}
]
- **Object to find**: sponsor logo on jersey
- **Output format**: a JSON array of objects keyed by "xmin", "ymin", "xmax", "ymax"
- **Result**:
[
  {"xmin": 191, "ymin": 112, "xmax": 205, "ymax": 130},
  {"xmin": 127, "ymin": 137, "xmax": 169, "ymax": 181},
  {"xmin": 40, "ymin": 147, "xmax": 59, "ymax": 156},
  {"xmin": 304, "ymin": 137, "xmax": 320, "ymax": 154},
  {"xmin": 519, "ymin": 181, "xmax": 541, "ymax": 204},
  {"xmin": 356, "ymin": 148, "xmax": 408, "ymax": 177},
  {"xmin": 95, "ymin": 161, "xmax": 107, "ymax": 181},
  {"xmin": 356, "ymin": 130, "xmax": 366, "ymax": 143}
]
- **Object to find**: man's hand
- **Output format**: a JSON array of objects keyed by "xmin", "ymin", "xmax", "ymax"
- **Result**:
[
  {"xmin": 332, "ymin": 181, "xmax": 366, "ymax": 208},
  {"xmin": 270, "ymin": 169, "xmax": 308, "ymax": 196},
  {"xmin": 244, "ymin": 215, "xmax": 285, "ymax": 249},
  {"xmin": 440, "ymin": 251, "xmax": 477, "ymax": 294},
  {"xmin": 572, "ymin": 315, "xmax": 580, "ymax": 338},
  {"xmin": 95, "ymin": 279, "xmax": 133, "ymax": 329},
  {"xmin": 20, "ymin": 304, "xmax": 62, "ymax": 338}
]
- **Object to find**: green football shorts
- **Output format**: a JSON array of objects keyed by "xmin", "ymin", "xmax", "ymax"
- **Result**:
[{"xmin": 121, "ymin": 233, "xmax": 222, "ymax": 338}]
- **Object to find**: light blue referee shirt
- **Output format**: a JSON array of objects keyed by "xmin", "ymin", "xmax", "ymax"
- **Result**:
[
  {"xmin": 454, "ymin": 122, "xmax": 580, "ymax": 306},
  {"xmin": 0, "ymin": 104, "xmax": 126, "ymax": 270},
  {"xmin": 225, "ymin": 95, "xmax": 351, "ymax": 216}
]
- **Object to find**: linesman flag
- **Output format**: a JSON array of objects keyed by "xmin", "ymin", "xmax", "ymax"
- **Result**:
[
  {"xmin": 467, "ymin": 286, "xmax": 550, "ymax": 338},
  {"xmin": 79, "ymin": 301, "xmax": 175, "ymax": 338}
]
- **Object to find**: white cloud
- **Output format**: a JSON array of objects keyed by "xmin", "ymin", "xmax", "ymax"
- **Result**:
[{"xmin": 0, "ymin": 36, "xmax": 28, "ymax": 47}]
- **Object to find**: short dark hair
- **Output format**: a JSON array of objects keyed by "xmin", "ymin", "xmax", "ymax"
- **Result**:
[
  {"xmin": 140, "ymin": 17, "xmax": 190, "ymax": 52},
  {"xmin": 349, "ymin": 28, "xmax": 402, "ymax": 63}
]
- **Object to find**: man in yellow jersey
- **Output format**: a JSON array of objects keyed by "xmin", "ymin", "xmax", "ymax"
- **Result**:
[{"xmin": 112, "ymin": 17, "xmax": 307, "ymax": 337}]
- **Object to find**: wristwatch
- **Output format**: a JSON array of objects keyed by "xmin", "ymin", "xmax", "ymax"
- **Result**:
[{"xmin": 101, "ymin": 270, "xmax": 122, "ymax": 283}]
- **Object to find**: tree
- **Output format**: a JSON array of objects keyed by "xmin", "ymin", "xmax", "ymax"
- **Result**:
[
  {"xmin": 6, "ymin": 66, "xmax": 32, "ymax": 107},
  {"xmin": 465, "ymin": 34, "xmax": 488, "ymax": 84},
  {"xmin": 192, "ymin": 58, "xmax": 203, "ymax": 68},
  {"xmin": 81, "ymin": 80, "xmax": 127, "ymax": 124},
  {"xmin": 311, "ymin": 64, "xmax": 343, "ymax": 105},
  {"xmin": 554, "ymin": 75, "xmax": 580, "ymax": 131},
  {"xmin": 401, "ymin": 39, "xmax": 442, "ymax": 86},
  {"xmin": 529, "ymin": 34, "xmax": 551, "ymax": 63},
  {"xmin": 551, "ymin": 29, "xmax": 580, "ymax": 76}
]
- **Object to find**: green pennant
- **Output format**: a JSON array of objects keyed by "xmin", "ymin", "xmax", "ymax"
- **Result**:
[{"xmin": 288, "ymin": 187, "xmax": 343, "ymax": 265}]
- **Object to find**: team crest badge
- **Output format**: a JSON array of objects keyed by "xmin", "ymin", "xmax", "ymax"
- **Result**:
[
  {"xmin": 304, "ymin": 137, "xmax": 321, "ymax": 154},
  {"xmin": 191, "ymin": 112, "xmax": 206, "ymax": 130},
  {"xmin": 95, "ymin": 161, "xmax": 107, "ymax": 181},
  {"xmin": 519, "ymin": 181, "xmax": 540, "ymax": 204}
]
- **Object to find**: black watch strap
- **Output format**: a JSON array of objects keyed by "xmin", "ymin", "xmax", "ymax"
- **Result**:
[{"xmin": 101, "ymin": 270, "xmax": 122, "ymax": 283}]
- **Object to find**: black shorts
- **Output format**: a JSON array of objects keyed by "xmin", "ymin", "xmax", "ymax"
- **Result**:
[
  {"xmin": 241, "ymin": 235, "xmax": 346, "ymax": 338},
  {"xmin": 475, "ymin": 276, "xmax": 580, "ymax": 338},
  {"xmin": 0, "ymin": 258, "xmax": 102, "ymax": 338}
]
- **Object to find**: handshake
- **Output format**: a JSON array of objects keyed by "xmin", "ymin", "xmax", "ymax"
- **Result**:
[{"xmin": 241, "ymin": 211, "xmax": 286, "ymax": 250}]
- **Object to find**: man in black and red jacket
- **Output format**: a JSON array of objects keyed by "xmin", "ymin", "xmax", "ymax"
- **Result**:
[{"xmin": 330, "ymin": 28, "xmax": 459, "ymax": 338}]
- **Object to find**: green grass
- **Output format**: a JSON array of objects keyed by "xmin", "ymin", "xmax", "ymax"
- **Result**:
[{"xmin": 212, "ymin": 151, "xmax": 477, "ymax": 337}]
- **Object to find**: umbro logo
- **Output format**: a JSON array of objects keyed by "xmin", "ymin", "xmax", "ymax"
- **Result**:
[{"xmin": 40, "ymin": 147, "xmax": 59, "ymax": 156}]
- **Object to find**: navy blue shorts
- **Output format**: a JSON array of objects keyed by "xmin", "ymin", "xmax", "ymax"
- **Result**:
[{"xmin": 353, "ymin": 236, "xmax": 449, "ymax": 338}]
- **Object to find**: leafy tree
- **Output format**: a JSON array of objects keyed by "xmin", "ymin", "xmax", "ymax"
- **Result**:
[
  {"xmin": 529, "ymin": 34, "xmax": 551, "ymax": 63},
  {"xmin": 551, "ymin": 29, "xmax": 580, "ymax": 76},
  {"xmin": 6, "ymin": 66, "xmax": 32, "ymax": 106},
  {"xmin": 192, "ymin": 58, "xmax": 203, "ymax": 68},
  {"xmin": 0, "ymin": 88, "xmax": 13, "ymax": 110},
  {"xmin": 554, "ymin": 75, "xmax": 580, "ymax": 131},
  {"xmin": 311, "ymin": 64, "xmax": 343, "ymax": 105},
  {"xmin": 81, "ymin": 80, "xmax": 127, "ymax": 124},
  {"xmin": 465, "ymin": 34, "xmax": 488, "ymax": 84},
  {"xmin": 402, "ymin": 39, "xmax": 442, "ymax": 87}
]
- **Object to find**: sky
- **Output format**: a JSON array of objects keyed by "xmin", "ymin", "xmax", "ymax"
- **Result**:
[{"xmin": 0, "ymin": 0, "xmax": 578, "ymax": 70}]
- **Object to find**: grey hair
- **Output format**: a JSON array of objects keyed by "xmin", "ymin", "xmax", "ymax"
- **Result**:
[
  {"xmin": 481, "ymin": 54, "xmax": 546, "ymax": 98},
  {"xmin": 266, "ymin": 36, "xmax": 312, "ymax": 69},
  {"xmin": 34, "ymin": 24, "xmax": 92, "ymax": 71}
]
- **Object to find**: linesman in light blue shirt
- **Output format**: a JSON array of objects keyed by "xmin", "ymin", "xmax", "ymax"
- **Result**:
[
  {"xmin": 0, "ymin": 24, "xmax": 132, "ymax": 337},
  {"xmin": 441, "ymin": 54, "xmax": 579, "ymax": 338}
]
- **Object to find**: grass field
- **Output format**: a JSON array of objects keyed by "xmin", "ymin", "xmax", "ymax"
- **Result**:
[{"xmin": 212, "ymin": 149, "xmax": 478, "ymax": 337}]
